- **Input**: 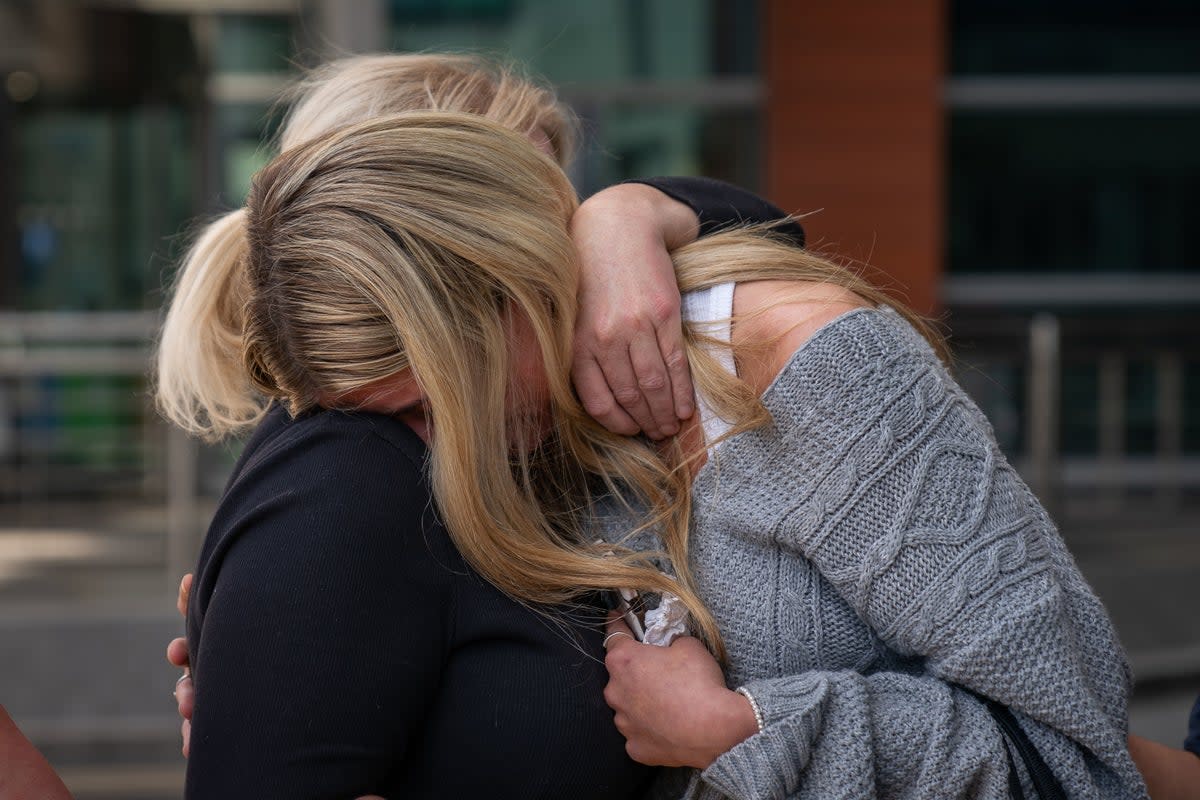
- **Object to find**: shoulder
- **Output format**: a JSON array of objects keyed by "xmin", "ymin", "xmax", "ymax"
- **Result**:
[
  {"xmin": 190, "ymin": 407, "xmax": 459, "ymax": 659},
  {"xmin": 223, "ymin": 407, "xmax": 432, "ymax": 519},
  {"xmin": 731, "ymin": 280, "xmax": 871, "ymax": 395},
  {"xmin": 236, "ymin": 405, "xmax": 427, "ymax": 477},
  {"xmin": 198, "ymin": 407, "xmax": 457, "ymax": 600}
]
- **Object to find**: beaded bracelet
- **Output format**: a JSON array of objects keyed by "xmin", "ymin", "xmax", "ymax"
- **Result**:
[{"xmin": 735, "ymin": 686, "xmax": 765, "ymax": 733}]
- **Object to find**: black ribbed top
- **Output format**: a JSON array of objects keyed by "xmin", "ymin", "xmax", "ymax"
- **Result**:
[{"xmin": 185, "ymin": 407, "xmax": 650, "ymax": 799}]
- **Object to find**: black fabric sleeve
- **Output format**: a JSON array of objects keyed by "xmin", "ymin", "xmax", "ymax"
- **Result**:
[
  {"xmin": 185, "ymin": 416, "xmax": 453, "ymax": 799},
  {"xmin": 625, "ymin": 176, "xmax": 806, "ymax": 247}
]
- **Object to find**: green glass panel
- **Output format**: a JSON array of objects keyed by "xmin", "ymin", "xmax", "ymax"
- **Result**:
[
  {"xmin": 16, "ymin": 108, "xmax": 192, "ymax": 309},
  {"xmin": 385, "ymin": 0, "xmax": 761, "ymax": 196},
  {"xmin": 214, "ymin": 15, "xmax": 295, "ymax": 73}
]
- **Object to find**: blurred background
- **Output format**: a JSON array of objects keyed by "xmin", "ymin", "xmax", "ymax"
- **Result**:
[{"xmin": 0, "ymin": 0, "xmax": 1196, "ymax": 797}]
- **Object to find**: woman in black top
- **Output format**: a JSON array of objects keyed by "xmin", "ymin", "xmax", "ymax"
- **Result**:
[
  {"xmin": 184, "ymin": 402, "xmax": 646, "ymax": 798},
  {"xmin": 158, "ymin": 55, "xmax": 801, "ymax": 799}
]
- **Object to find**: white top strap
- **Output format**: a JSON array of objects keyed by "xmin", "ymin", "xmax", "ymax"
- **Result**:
[{"xmin": 681, "ymin": 282, "xmax": 737, "ymax": 445}]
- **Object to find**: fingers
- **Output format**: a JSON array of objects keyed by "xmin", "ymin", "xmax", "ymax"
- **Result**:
[
  {"xmin": 603, "ymin": 612, "xmax": 637, "ymax": 652},
  {"xmin": 573, "ymin": 308, "xmax": 691, "ymax": 440},
  {"xmin": 572, "ymin": 354, "xmax": 640, "ymax": 436},
  {"xmin": 659, "ymin": 327, "xmax": 694, "ymax": 422},
  {"xmin": 171, "ymin": 575, "xmax": 196, "ymax": 761},
  {"xmin": 166, "ymin": 637, "xmax": 189, "ymax": 668},
  {"xmin": 176, "ymin": 573, "xmax": 193, "ymax": 619},
  {"xmin": 593, "ymin": 342, "xmax": 656, "ymax": 438},
  {"xmin": 628, "ymin": 336, "xmax": 680, "ymax": 439},
  {"xmin": 174, "ymin": 672, "xmax": 194, "ymax": 722},
  {"xmin": 583, "ymin": 334, "xmax": 672, "ymax": 440}
]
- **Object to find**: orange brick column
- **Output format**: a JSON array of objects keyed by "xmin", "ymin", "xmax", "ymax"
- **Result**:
[{"xmin": 764, "ymin": 0, "xmax": 945, "ymax": 314}]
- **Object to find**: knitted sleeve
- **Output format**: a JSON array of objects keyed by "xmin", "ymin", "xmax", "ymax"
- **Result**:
[
  {"xmin": 702, "ymin": 670, "xmax": 1012, "ymax": 799},
  {"xmin": 694, "ymin": 308, "xmax": 1145, "ymax": 799}
]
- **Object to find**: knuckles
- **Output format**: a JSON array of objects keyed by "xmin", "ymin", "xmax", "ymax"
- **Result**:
[
  {"xmin": 662, "ymin": 347, "xmax": 688, "ymax": 372},
  {"xmin": 645, "ymin": 292, "xmax": 679, "ymax": 327},
  {"xmin": 579, "ymin": 393, "xmax": 615, "ymax": 418},
  {"xmin": 611, "ymin": 386, "xmax": 644, "ymax": 407},
  {"xmin": 625, "ymin": 740, "xmax": 653, "ymax": 765},
  {"xmin": 634, "ymin": 371, "xmax": 668, "ymax": 392},
  {"xmin": 604, "ymin": 648, "xmax": 629, "ymax": 672}
]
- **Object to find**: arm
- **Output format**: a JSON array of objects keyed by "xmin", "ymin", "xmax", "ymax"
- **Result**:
[
  {"xmin": 607, "ymin": 307, "xmax": 1144, "ymax": 798},
  {"xmin": 1129, "ymin": 734, "xmax": 1200, "ymax": 800},
  {"xmin": 604, "ymin": 623, "xmax": 1014, "ymax": 799},
  {"xmin": 571, "ymin": 178, "xmax": 801, "ymax": 440},
  {"xmin": 1187, "ymin": 695, "xmax": 1200, "ymax": 757},
  {"xmin": 185, "ymin": 420, "xmax": 452, "ymax": 799},
  {"xmin": 704, "ymin": 309, "xmax": 1142, "ymax": 797},
  {"xmin": 0, "ymin": 706, "xmax": 72, "ymax": 800}
]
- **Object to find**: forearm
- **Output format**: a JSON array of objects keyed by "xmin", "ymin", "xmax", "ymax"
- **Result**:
[{"xmin": 576, "ymin": 182, "xmax": 700, "ymax": 251}]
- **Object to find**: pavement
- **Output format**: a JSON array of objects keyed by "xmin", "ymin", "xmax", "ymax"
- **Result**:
[{"xmin": 0, "ymin": 496, "xmax": 1197, "ymax": 799}]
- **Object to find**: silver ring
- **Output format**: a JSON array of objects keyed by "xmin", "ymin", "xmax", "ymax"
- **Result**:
[
  {"xmin": 603, "ymin": 631, "xmax": 633, "ymax": 648},
  {"xmin": 175, "ymin": 671, "xmax": 191, "ymax": 688}
]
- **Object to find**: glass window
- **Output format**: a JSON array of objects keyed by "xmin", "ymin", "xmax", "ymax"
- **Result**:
[
  {"xmin": 948, "ymin": 110, "xmax": 1200, "ymax": 275},
  {"xmin": 952, "ymin": 0, "xmax": 1200, "ymax": 75},
  {"xmin": 948, "ymin": 2, "xmax": 1200, "ymax": 277},
  {"xmin": 388, "ymin": 0, "xmax": 762, "ymax": 195}
]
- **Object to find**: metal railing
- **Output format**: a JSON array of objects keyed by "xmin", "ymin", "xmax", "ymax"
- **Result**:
[
  {"xmin": 948, "ymin": 307, "xmax": 1199, "ymax": 516},
  {"xmin": 0, "ymin": 311, "xmax": 211, "ymax": 590}
]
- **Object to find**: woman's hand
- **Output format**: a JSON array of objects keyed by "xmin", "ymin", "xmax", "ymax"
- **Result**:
[
  {"xmin": 167, "ymin": 573, "xmax": 194, "ymax": 757},
  {"xmin": 570, "ymin": 183, "xmax": 699, "ymax": 440},
  {"xmin": 602, "ymin": 615, "xmax": 758, "ymax": 768}
]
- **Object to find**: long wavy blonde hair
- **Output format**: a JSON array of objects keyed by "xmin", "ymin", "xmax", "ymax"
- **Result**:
[
  {"xmin": 158, "ymin": 98, "xmax": 941, "ymax": 657},
  {"xmin": 156, "ymin": 53, "xmax": 574, "ymax": 439}
]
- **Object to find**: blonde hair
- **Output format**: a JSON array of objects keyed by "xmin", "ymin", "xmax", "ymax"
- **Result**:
[
  {"xmin": 156, "ymin": 53, "xmax": 573, "ymax": 437},
  {"xmin": 233, "ymin": 111, "xmax": 726, "ymax": 651},
  {"xmin": 158, "ymin": 108, "xmax": 944, "ymax": 658},
  {"xmin": 278, "ymin": 53, "xmax": 575, "ymax": 161}
]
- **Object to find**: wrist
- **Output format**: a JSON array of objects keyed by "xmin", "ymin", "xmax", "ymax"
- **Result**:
[
  {"xmin": 577, "ymin": 183, "xmax": 699, "ymax": 250},
  {"xmin": 694, "ymin": 688, "xmax": 762, "ymax": 769}
]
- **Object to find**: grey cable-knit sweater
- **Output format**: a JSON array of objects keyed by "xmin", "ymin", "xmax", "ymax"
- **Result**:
[{"xmin": 603, "ymin": 306, "xmax": 1147, "ymax": 800}]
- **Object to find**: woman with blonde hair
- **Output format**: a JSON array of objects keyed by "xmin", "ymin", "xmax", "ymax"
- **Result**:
[
  {"xmin": 162, "ymin": 105, "xmax": 1147, "ymax": 799},
  {"xmin": 160, "ymin": 52, "xmax": 801, "ymax": 447},
  {"xmin": 158, "ymin": 54, "xmax": 804, "ymax": 799}
]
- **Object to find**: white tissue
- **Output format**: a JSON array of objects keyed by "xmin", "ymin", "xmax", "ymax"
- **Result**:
[{"xmin": 642, "ymin": 592, "xmax": 690, "ymax": 646}]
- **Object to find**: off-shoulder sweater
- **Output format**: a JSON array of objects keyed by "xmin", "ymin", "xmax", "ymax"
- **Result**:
[{"xmin": 643, "ymin": 306, "xmax": 1148, "ymax": 799}]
